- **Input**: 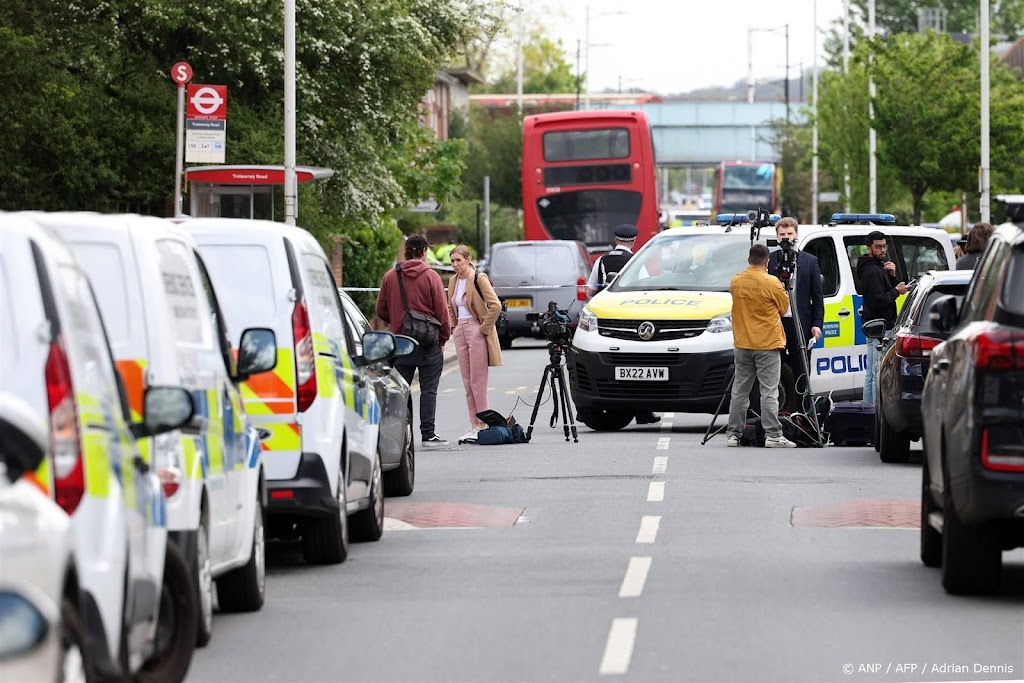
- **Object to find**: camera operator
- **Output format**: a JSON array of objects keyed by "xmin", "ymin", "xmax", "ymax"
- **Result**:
[
  {"xmin": 586, "ymin": 224, "xmax": 638, "ymax": 297},
  {"xmin": 726, "ymin": 244, "xmax": 797, "ymax": 448},
  {"xmin": 768, "ymin": 217, "xmax": 824, "ymax": 386},
  {"xmin": 857, "ymin": 231, "xmax": 909, "ymax": 405}
]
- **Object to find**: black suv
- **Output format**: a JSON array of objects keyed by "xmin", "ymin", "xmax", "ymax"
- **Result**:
[
  {"xmin": 920, "ymin": 222, "xmax": 1024, "ymax": 594},
  {"xmin": 874, "ymin": 270, "xmax": 973, "ymax": 463}
]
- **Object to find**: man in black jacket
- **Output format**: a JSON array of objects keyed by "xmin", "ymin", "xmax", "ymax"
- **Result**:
[
  {"xmin": 857, "ymin": 231, "xmax": 908, "ymax": 405},
  {"xmin": 768, "ymin": 217, "xmax": 824, "ymax": 388}
]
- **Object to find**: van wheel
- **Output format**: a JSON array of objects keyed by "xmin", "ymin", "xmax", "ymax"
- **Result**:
[
  {"xmin": 302, "ymin": 461, "xmax": 349, "ymax": 565},
  {"xmin": 383, "ymin": 411, "xmax": 415, "ymax": 497},
  {"xmin": 940, "ymin": 474, "xmax": 1001, "ymax": 594},
  {"xmin": 577, "ymin": 408, "xmax": 633, "ymax": 431},
  {"xmin": 351, "ymin": 456, "xmax": 384, "ymax": 542},
  {"xmin": 139, "ymin": 542, "xmax": 198, "ymax": 683},
  {"xmin": 878, "ymin": 403, "xmax": 911, "ymax": 463},
  {"xmin": 217, "ymin": 493, "xmax": 266, "ymax": 612},
  {"xmin": 920, "ymin": 458, "xmax": 941, "ymax": 568},
  {"xmin": 499, "ymin": 333, "xmax": 513, "ymax": 350},
  {"xmin": 60, "ymin": 596, "xmax": 90, "ymax": 683},
  {"xmin": 194, "ymin": 519, "xmax": 213, "ymax": 647}
]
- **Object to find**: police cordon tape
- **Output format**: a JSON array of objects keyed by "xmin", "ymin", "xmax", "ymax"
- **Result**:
[{"xmin": 339, "ymin": 285, "xmax": 591, "ymax": 292}]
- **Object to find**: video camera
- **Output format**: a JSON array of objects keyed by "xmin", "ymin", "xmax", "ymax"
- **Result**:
[
  {"xmin": 773, "ymin": 237, "xmax": 796, "ymax": 283},
  {"xmin": 526, "ymin": 301, "xmax": 573, "ymax": 347}
]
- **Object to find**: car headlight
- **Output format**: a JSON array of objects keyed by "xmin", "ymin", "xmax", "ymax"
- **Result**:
[
  {"xmin": 706, "ymin": 312, "xmax": 733, "ymax": 334},
  {"xmin": 578, "ymin": 307, "xmax": 598, "ymax": 332}
]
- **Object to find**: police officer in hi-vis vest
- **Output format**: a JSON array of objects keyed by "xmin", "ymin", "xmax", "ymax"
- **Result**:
[{"xmin": 583, "ymin": 224, "xmax": 660, "ymax": 425}]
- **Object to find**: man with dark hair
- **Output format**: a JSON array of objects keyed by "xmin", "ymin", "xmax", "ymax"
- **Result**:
[
  {"xmin": 768, "ymin": 217, "xmax": 824, "ymax": 386},
  {"xmin": 726, "ymin": 244, "xmax": 796, "ymax": 448},
  {"xmin": 857, "ymin": 230, "xmax": 908, "ymax": 405},
  {"xmin": 377, "ymin": 235, "xmax": 452, "ymax": 447}
]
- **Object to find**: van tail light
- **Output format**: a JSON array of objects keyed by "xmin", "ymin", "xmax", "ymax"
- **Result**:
[
  {"xmin": 973, "ymin": 329, "xmax": 1024, "ymax": 369},
  {"xmin": 895, "ymin": 333, "xmax": 941, "ymax": 358},
  {"xmin": 577, "ymin": 277, "xmax": 587, "ymax": 301},
  {"xmin": 292, "ymin": 296, "xmax": 317, "ymax": 412},
  {"xmin": 46, "ymin": 339, "xmax": 84, "ymax": 514},
  {"xmin": 152, "ymin": 433, "xmax": 183, "ymax": 499},
  {"xmin": 981, "ymin": 428, "xmax": 1024, "ymax": 472}
]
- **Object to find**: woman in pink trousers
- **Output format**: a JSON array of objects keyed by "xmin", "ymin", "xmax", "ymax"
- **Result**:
[{"xmin": 447, "ymin": 246, "xmax": 503, "ymax": 443}]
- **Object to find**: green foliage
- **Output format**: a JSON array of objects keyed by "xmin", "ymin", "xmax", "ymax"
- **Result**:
[
  {"xmin": 850, "ymin": 0, "xmax": 1024, "ymax": 38},
  {"xmin": 440, "ymin": 199, "xmax": 522, "ymax": 252},
  {"xmin": 460, "ymin": 109, "xmax": 522, "ymax": 208},
  {"xmin": 480, "ymin": 30, "xmax": 578, "ymax": 94}
]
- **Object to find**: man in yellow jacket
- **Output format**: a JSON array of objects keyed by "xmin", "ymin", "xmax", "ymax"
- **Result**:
[{"xmin": 726, "ymin": 244, "xmax": 797, "ymax": 448}]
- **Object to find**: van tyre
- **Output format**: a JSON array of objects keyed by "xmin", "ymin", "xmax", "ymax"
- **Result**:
[
  {"xmin": 217, "ymin": 493, "xmax": 266, "ymax": 612},
  {"xmin": 577, "ymin": 408, "xmax": 633, "ymax": 432},
  {"xmin": 919, "ymin": 458, "xmax": 941, "ymax": 568},
  {"xmin": 383, "ymin": 411, "xmax": 415, "ymax": 497},
  {"xmin": 194, "ymin": 519, "xmax": 213, "ymax": 647},
  {"xmin": 139, "ymin": 542, "xmax": 198, "ymax": 683},
  {"xmin": 940, "ymin": 474, "xmax": 1001, "ymax": 595},
  {"xmin": 878, "ymin": 400, "xmax": 911, "ymax": 463},
  {"xmin": 59, "ymin": 596, "xmax": 89, "ymax": 683},
  {"xmin": 302, "ymin": 462, "xmax": 349, "ymax": 565},
  {"xmin": 351, "ymin": 456, "xmax": 384, "ymax": 542}
]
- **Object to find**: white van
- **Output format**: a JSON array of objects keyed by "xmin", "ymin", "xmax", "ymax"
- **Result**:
[
  {"xmin": 35, "ymin": 212, "xmax": 277, "ymax": 646},
  {"xmin": 569, "ymin": 214, "xmax": 957, "ymax": 427},
  {"xmin": 182, "ymin": 218, "xmax": 387, "ymax": 565},
  {"xmin": 0, "ymin": 214, "xmax": 196, "ymax": 680}
]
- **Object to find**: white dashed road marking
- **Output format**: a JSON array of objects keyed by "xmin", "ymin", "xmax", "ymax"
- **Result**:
[
  {"xmin": 660, "ymin": 421, "xmax": 673, "ymax": 432},
  {"xmin": 647, "ymin": 482, "xmax": 664, "ymax": 502},
  {"xmin": 663, "ymin": 412, "xmax": 675, "ymax": 418},
  {"xmin": 618, "ymin": 557, "xmax": 652, "ymax": 598},
  {"xmin": 652, "ymin": 456, "xmax": 668, "ymax": 474},
  {"xmin": 656, "ymin": 437, "xmax": 670, "ymax": 450},
  {"xmin": 599, "ymin": 618, "xmax": 638, "ymax": 675},
  {"xmin": 635, "ymin": 516, "xmax": 661, "ymax": 544}
]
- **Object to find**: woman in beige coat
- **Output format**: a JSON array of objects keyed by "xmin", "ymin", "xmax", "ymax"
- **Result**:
[{"xmin": 447, "ymin": 246, "xmax": 503, "ymax": 442}]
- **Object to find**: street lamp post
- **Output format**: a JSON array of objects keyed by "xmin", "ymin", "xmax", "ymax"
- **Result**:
[
  {"xmin": 868, "ymin": 0, "xmax": 877, "ymax": 214},
  {"xmin": 284, "ymin": 0, "xmax": 297, "ymax": 225},
  {"xmin": 812, "ymin": 0, "xmax": 819, "ymax": 224},
  {"xmin": 981, "ymin": 0, "xmax": 991, "ymax": 222}
]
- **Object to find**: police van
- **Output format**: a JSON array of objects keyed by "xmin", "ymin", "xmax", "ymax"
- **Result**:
[
  {"xmin": 568, "ymin": 213, "xmax": 956, "ymax": 430},
  {"xmin": 35, "ymin": 212, "xmax": 277, "ymax": 646}
]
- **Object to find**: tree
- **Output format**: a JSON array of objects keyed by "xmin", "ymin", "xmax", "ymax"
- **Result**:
[
  {"xmin": 849, "ymin": 0, "xmax": 1024, "ymax": 38},
  {"xmin": 480, "ymin": 30, "xmax": 578, "ymax": 94}
]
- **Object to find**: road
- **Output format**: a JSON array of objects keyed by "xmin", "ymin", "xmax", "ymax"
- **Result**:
[{"xmin": 191, "ymin": 340, "xmax": 1024, "ymax": 683}]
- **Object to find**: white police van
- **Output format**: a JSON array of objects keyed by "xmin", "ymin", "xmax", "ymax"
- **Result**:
[{"xmin": 568, "ymin": 213, "xmax": 955, "ymax": 430}]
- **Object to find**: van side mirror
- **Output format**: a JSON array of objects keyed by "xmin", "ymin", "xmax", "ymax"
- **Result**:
[
  {"xmin": 0, "ymin": 395, "xmax": 50, "ymax": 484},
  {"xmin": 235, "ymin": 328, "xmax": 277, "ymax": 381},
  {"xmin": 393, "ymin": 335, "xmax": 418, "ymax": 359},
  {"xmin": 861, "ymin": 318, "xmax": 887, "ymax": 340},
  {"xmin": 928, "ymin": 295, "xmax": 959, "ymax": 335},
  {"xmin": 0, "ymin": 592, "xmax": 49, "ymax": 659},
  {"xmin": 130, "ymin": 387, "xmax": 195, "ymax": 440},
  {"xmin": 361, "ymin": 331, "xmax": 397, "ymax": 364}
]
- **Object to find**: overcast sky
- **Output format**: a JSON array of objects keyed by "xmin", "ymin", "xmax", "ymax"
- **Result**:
[{"xmin": 538, "ymin": 0, "xmax": 847, "ymax": 95}]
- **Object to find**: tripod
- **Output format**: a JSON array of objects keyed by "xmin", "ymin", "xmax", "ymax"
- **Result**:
[{"xmin": 525, "ymin": 342, "xmax": 579, "ymax": 443}]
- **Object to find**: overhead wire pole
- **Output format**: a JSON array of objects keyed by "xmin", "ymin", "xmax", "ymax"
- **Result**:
[
  {"xmin": 868, "ymin": 0, "xmax": 877, "ymax": 214},
  {"xmin": 980, "ymin": 0, "xmax": 991, "ymax": 222},
  {"xmin": 811, "ymin": 0, "xmax": 819, "ymax": 224},
  {"xmin": 516, "ymin": 0, "xmax": 524, "ymax": 118},
  {"xmin": 584, "ymin": 5, "xmax": 590, "ymax": 109},
  {"xmin": 843, "ymin": 0, "xmax": 851, "ymax": 212},
  {"xmin": 284, "ymin": 0, "xmax": 297, "ymax": 225}
]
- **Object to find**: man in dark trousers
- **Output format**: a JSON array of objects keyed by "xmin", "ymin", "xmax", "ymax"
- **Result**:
[
  {"xmin": 768, "ymin": 217, "xmax": 824, "ymax": 389},
  {"xmin": 377, "ymin": 235, "xmax": 452, "ymax": 447},
  {"xmin": 857, "ymin": 230, "xmax": 908, "ymax": 405}
]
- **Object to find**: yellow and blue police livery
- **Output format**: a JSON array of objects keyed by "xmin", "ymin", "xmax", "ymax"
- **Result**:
[{"xmin": 568, "ymin": 213, "xmax": 956, "ymax": 430}]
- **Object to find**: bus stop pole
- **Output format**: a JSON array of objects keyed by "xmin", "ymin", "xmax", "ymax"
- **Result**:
[
  {"xmin": 174, "ymin": 84, "xmax": 185, "ymax": 217},
  {"xmin": 484, "ymin": 176, "xmax": 491, "ymax": 263},
  {"xmin": 284, "ymin": 0, "xmax": 298, "ymax": 225}
]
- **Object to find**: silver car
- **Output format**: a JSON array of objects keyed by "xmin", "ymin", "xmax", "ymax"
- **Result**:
[{"xmin": 485, "ymin": 240, "xmax": 593, "ymax": 348}]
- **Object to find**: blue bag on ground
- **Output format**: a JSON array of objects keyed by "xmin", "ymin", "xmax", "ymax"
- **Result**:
[{"xmin": 475, "ymin": 409, "xmax": 527, "ymax": 445}]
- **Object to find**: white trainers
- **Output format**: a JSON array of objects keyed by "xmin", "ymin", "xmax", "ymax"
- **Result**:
[
  {"xmin": 458, "ymin": 429, "xmax": 479, "ymax": 443},
  {"xmin": 765, "ymin": 435, "xmax": 797, "ymax": 448},
  {"xmin": 726, "ymin": 436, "xmax": 740, "ymax": 447}
]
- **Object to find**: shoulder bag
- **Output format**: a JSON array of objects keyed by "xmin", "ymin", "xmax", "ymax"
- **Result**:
[{"xmin": 395, "ymin": 264, "xmax": 441, "ymax": 348}]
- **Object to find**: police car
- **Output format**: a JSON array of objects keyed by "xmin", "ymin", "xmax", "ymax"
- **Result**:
[{"xmin": 568, "ymin": 213, "xmax": 956, "ymax": 430}]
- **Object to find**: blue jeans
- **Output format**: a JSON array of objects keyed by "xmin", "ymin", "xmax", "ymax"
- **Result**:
[{"xmin": 862, "ymin": 339, "xmax": 881, "ymax": 405}]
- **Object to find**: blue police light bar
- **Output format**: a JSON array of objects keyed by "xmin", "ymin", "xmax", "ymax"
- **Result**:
[
  {"xmin": 714, "ymin": 213, "xmax": 782, "ymax": 225},
  {"xmin": 830, "ymin": 213, "xmax": 896, "ymax": 225}
]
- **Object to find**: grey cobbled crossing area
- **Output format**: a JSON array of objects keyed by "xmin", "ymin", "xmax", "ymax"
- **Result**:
[{"xmin": 190, "ymin": 340, "xmax": 1024, "ymax": 683}]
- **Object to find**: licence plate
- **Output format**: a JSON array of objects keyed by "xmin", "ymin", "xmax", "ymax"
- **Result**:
[
  {"xmin": 615, "ymin": 367, "xmax": 669, "ymax": 381},
  {"xmin": 505, "ymin": 298, "xmax": 531, "ymax": 308}
]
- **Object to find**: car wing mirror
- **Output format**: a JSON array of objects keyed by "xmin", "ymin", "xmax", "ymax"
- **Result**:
[
  {"xmin": 235, "ymin": 328, "xmax": 277, "ymax": 382},
  {"xmin": 361, "ymin": 331, "xmax": 397, "ymax": 364},
  {"xmin": 928, "ymin": 295, "xmax": 959, "ymax": 335},
  {"xmin": 130, "ymin": 386, "xmax": 195, "ymax": 440},
  {"xmin": 393, "ymin": 335, "xmax": 418, "ymax": 359},
  {"xmin": 0, "ymin": 592, "xmax": 49, "ymax": 659},
  {"xmin": 861, "ymin": 318, "xmax": 887, "ymax": 340},
  {"xmin": 0, "ymin": 394, "xmax": 50, "ymax": 484}
]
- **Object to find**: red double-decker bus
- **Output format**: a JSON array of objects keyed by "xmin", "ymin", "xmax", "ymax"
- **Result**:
[
  {"xmin": 711, "ymin": 161, "xmax": 779, "ymax": 217},
  {"xmin": 521, "ymin": 110, "xmax": 659, "ymax": 258}
]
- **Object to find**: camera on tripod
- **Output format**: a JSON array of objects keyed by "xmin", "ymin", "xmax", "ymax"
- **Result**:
[
  {"xmin": 526, "ymin": 301, "xmax": 573, "ymax": 347},
  {"xmin": 773, "ymin": 237, "xmax": 796, "ymax": 283}
]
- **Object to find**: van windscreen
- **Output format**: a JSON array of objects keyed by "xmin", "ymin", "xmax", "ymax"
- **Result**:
[
  {"xmin": 491, "ymin": 245, "xmax": 575, "ymax": 286},
  {"xmin": 197, "ymin": 244, "xmax": 277, "ymax": 336}
]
